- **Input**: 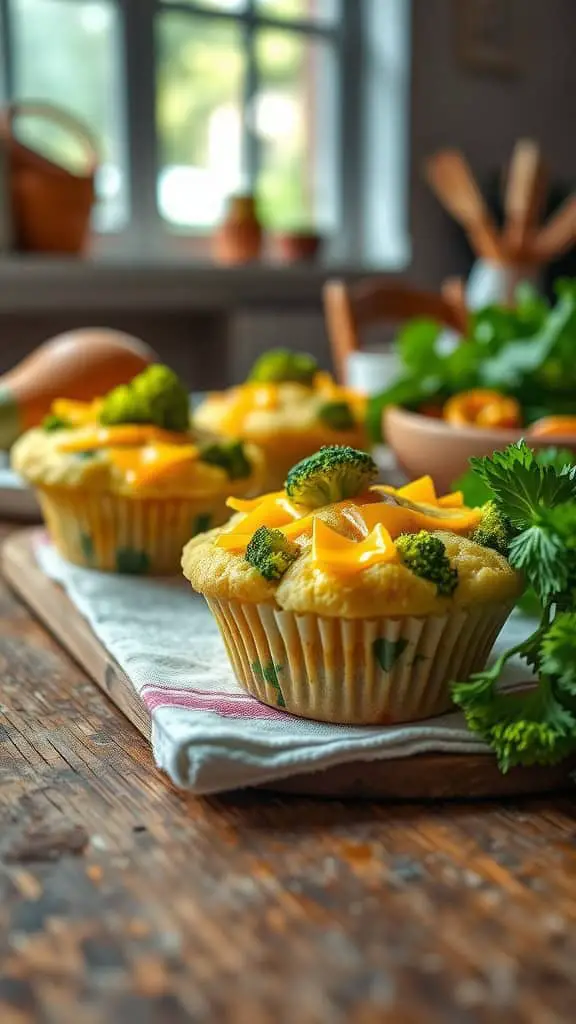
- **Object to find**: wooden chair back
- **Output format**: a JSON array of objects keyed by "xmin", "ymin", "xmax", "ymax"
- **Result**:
[{"xmin": 323, "ymin": 278, "xmax": 468, "ymax": 383}]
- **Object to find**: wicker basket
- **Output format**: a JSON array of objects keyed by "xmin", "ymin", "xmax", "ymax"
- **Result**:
[{"xmin": 3, "ymin": 101, "xmax": 98, "ymax": 254}]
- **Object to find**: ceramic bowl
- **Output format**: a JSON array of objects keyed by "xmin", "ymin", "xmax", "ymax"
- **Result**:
[{"xmin": 384, "ymin": 405, "xmax": 576, "ymax": 494}]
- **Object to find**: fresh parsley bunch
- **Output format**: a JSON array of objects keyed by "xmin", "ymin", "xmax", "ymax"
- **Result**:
[
  {"xmin": 452, "ymin": 440, "xmax": 576, "ymax": 772},
  {"xmin": 367, "ymin": 279, "xmax": 576, "ymax": 444}
]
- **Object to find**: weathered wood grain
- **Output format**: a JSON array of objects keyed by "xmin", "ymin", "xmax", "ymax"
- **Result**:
[
  {"xmin": 3, "ymin": 529, "xmax": 576, "ymax": 801},
  {"xmin": 1, "ymin": 523, "xmax": 576, "ymax": 1022}
]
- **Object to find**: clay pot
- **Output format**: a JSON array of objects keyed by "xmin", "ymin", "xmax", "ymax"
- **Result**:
[
  {"xmin": 274, "ymin": 231, "xmax": 323, "ymax": 263},
  {"xmin": 213, "ymin": 195, "xmax": 263, "ymax": 265},
  {"xmin": 4, "ymin": 101, "xmax": 97, "ymax": 254},
  {"xmin": 384, "ymin": 405, "xmax": 576, "ymax": 494}
]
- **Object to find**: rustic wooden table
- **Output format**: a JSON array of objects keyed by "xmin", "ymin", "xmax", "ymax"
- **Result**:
[{"xmin": 1, "ymin": 524, "xmax": 575, "ymax": 1023}]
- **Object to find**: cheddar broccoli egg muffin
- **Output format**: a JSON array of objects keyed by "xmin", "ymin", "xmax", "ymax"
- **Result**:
[
  {"xmin": 182, "ymin": 445, "xmax": 521, "ymax": 724},
  {"xmin": 13, "ymin": 365, "xmax": 263, "ymax": 574},
  {"xmin": 194, "ymin": 348, "xmax": 369, "ymax": 491}
]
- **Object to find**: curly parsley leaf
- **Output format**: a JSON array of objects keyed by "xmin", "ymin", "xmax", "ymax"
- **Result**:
[
  {"xmin": 453, "ymin": 659, "xmax": 576, "ymax": 772},
  {"xmin": 470, "ymin": 440, "xmax": 576, "ymax": 529},
  {"xmin": 539, "ymin": 612, "xmax": 576, "ymax": 697},
  {"xmin": 508, "ymin": 527, "xmax": 568, "ymax": 602},
  {"xmin": 453, "ymin": 442, "xmax": 576, "ymax": 771}
]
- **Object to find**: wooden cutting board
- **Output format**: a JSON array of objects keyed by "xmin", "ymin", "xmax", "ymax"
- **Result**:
[{"xmin": 2, "ymin": 528, "xmax": 575, "ymax": 800}]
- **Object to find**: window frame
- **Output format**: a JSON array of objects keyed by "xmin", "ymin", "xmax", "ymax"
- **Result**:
[{"xmin": 0, "ymin": 0, "xmax": 408, "ymax": 268}]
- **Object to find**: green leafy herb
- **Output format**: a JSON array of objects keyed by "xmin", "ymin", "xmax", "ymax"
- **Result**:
[
  {"xmin": 452, "ymin": 442, "xmax": 576, "ymax": 771},
  {"xmin": 370, "ymin": 279, "xmax": 576, "ymax": 443},
  {"xmin": 192, "ymin": 513, "xmax": 212, "ymax": 535},
  {"xmin": 80, "ymin": 533, "xmax": 94, "ymax": 564},
  {"xmin": 454, "ymin": 446, "xmax": 576, "ymax": 512},
  {"xmin": 469, "ymin": 440, "xmax": 576, "ymax": 532},
  {"xmin": 373, "ymin": 637, "xmax": 409, "ymax": 673},
  {"xmin": 115, "ymin": 548, "xmax": 151, "ymax": 575},
  {"xmin": 43, "ymin": 414, "xmax": 72, "ymax": 432},
  {"xmin": 252, "ymin": 660, "xmax": 286, "ymax": 707},
  {"xmin": 317, "ymin": 400, "xmax": 355, "ymax": 431}
]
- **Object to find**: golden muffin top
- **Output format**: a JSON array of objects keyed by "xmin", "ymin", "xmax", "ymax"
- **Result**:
[
  {"xmin": 12, "ymin": 365, "xmax": 263, "ymax": 500},
  {"xmin": 182, "ymin": 446, "xmax": 522, "ymax": 618},
  {"xmin": 194, "ymin": 348, "xmax": 367, "ymax": 445}
]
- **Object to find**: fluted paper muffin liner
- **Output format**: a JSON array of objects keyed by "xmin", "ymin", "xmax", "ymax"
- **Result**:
[
  {"xmin": 38, "ymin": 486, "xmax": 232, "ymax": 575},
  {"xmin": 205, "ymin": 598, "xmax": 515, "ymax": 724}
]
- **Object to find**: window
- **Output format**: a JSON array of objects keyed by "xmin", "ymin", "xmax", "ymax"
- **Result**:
[{"xmin": 0, "ymin": 0, "xmax": 408, "ymax": 264}]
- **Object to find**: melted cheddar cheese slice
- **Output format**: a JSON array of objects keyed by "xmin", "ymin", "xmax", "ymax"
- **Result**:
[
  {"xmin": 56, "ymin": 424, "xmax": 201, "ymax": 489},
  {"xmin": 214, "ymin": 478, "xmax": 482, "ymax": 573},
  {"xmin": 52, "ymin": 398, "xmax": 103, "ymax": 425},
  {"xmin": 215, "ymin": 493, "xmax": 305, "ymax": 552},
  {"xmin": 372, "ymin": 476, "xmax": 465, "ymax": 510},
  {"xmin": 58, "ymin": 424, "xmax": 191, "ymax": 453},
  {"xmin": 218, "ymin": 384, "xmax": 280, "ymax": 434},
  {"xmin": 357, "ymin": 501, "xmax": 481, "ymax": 537},
  {"xmin": 108, "ymin": 444, "xmax": 199, "ymax": 488},
  {"xmin": 311, "ymin": 519, "xmax": 397, "ymax": 574},
  {"xmin": 227, "ymin": 492, "xmax": 284, "ymax": 514}
]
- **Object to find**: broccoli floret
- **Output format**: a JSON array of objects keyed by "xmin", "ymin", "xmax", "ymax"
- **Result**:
[
  {"xmin": 42, "ymin": 414, "xmax": 72, "ymax": 432},
  {"xmin": 285, "ymin": 445, "xmax": 378, "ymax": 508},
  {"xmin": 248, "ymin": 348, "xmax": 318, "ymax": 386},
  {"xmin": 318, "ymin": 400, "xmax": 355, "ymax": 431},
  {"xmin": 99, "ymin": 365, "xmax": 189, "ymax": 433},
  {"xmin": 245, "ymin": 526, "xmax": 299, "ymax": 581},
  {"xmin": 470, "ymin": 500, "xmax": 515, "ymax": 556},
  {"xmin": 396, "ymin": 530, "xmax": 458, "ymax": 597},
  {"xmin": 198, "ymin": 439, "xmax": 251, "ymax": 480}
]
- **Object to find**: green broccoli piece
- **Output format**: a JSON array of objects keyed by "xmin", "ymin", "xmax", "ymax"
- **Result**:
[
  {"xmin": 470, "ymin": 500, "xmax": 515, "ymax": 556},
  {"xmin": 396, "ymin": 530, "xmax": 458, "ymax": 597},
  {"xmin": 198, "ymin": 439, "xmax": 251, "ymax": 480},
  {"xmin": 42, "ymin": 414, "xmax": 72, "ymax": 432},
  {"xmin": 99, "ymin": 364, "xmax": 189, "ymax": 433},
  {"xmin": 245, "ymin": 526, "xmax": 299, "ymax": 581},
  {"xmin": 285, "ymin": 445, "xmax": 378, "ymax": 508},
  {"xmin": 248, "ymin": 348, "xmax": 318, "ymax": 386},
  {"xmin": 317, "ymin": 400, "xmax": 355, "ymax": 431}
]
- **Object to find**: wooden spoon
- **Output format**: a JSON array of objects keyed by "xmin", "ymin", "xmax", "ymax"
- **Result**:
[
  {"xmin": 424, "ymin": 149, "xmax": 503, "ymax": 261},
  {"xmin": 441, "ymin": 276, "xmax": 469, "ymax": 335},
  {"xmin": 532, "ymin": 194, "xmax": 576, "ymax": 262},
  {"xmin": 503, "ymin": 138, "xmax": 546, "ymax": 260}
]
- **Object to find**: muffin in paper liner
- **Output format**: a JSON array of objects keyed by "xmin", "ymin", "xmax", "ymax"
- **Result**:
[
  {"xmin": 205, "ymin": 597, "xmax": 515, "ymax": 725},
  {"xmin": 38, "ymin": 486, "xmax": 235, "ymax": 575}
]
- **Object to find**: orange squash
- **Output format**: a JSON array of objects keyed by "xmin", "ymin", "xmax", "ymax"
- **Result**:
[
  {"xmin": 0, "ymin": 328, "xmax": 156, "ymax": 449},
  {"xmin": 443, "ymin": 389, "xmax": 522, "ymax": 429},
  {"xmin": 527, "ymin": 415, "xmax": 576, "ymax": 438}
]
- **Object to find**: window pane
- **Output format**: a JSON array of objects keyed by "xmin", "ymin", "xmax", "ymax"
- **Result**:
[
  {"xmin": 254, "ymin": 30, "xmax": 338, "ymax": 231},
  {"xmin": 162, "ymin": 0, "xmax": 246, "ymax": 10},
  {"xmin": 156, "ymin": 14, "xmax": 246, "ymax": 229},
  {"xmin": 255, "ymin": 0, "xmax": 337, "ymax": 25},
  {"xmin": 11, "ymin": 0, "xmax": 126, "ymax": 232}
]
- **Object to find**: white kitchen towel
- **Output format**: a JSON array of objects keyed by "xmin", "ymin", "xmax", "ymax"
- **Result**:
[{"xmin": 36, "ymin": 539, "xmax": 534, "ymax": 795}]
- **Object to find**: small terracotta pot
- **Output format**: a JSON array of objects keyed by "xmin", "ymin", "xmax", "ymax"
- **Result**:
[
  {"xmin": 384, "ymin": 405, "xmax": 576, "ymax": 493},
  {"xmin": 273, "ymin": 231, "xmax": 323, "ymax": 263},
  {"xmin": 213, "ymin": 194, "xmax": 263, "ymax": 265}
]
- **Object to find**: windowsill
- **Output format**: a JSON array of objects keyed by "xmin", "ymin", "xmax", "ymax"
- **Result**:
[{"xmin": 0, "ymin": 255, "xmax": 405, "ymax": 315}]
